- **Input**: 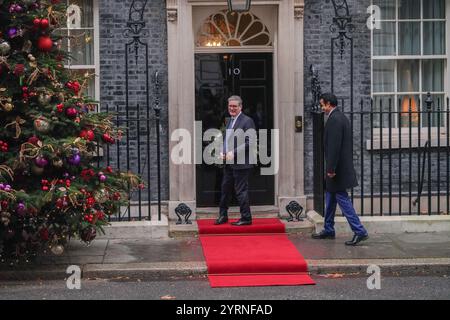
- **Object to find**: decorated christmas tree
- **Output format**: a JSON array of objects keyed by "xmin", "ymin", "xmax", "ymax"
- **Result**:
[{"xmin": 0, "ymin": 0, "xmax": 142, "ymax": 262}]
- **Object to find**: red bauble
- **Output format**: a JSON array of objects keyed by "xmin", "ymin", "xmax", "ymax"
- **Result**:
[
  {"xmin": 28, "ymin": 135, "xmax": 40, "ymax": 145},
  {"xmin": 65, "ymin": 107, "xmax": 78, "ymax": 118},
  {"xmin": 80, "ymin": 129, "xmax": 95, "ymax": 141},
  {"xmin": 37, "ymin": 36, "xmax": 53, "ymax": 52},
  {"xmin": 40, "ymin": 228, "xmax": 49, "ymax": 241},
  {"xmin": 102, "ymin": 133, "xmax": 115, "ymax": 144},
  {"xmin": 40, "ymin": 19, "xmax": 50, "ymax": 29},
  {"xmin": 33, "ymin": 18, "xmax": 41, "ymax": 27}
]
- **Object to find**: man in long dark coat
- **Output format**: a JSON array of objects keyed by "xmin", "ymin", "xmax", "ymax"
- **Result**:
[{"xmin": 312, "ymin": 93, "xmax": 369, "ymax": 246}]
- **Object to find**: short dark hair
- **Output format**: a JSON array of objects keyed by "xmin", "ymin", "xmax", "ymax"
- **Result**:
[{"xmin": 320, "ymin": 93, "xmax": 338, "ymax": 107}]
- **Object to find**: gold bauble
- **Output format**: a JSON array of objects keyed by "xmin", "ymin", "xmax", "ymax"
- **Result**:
[
  {"xmin": 94, "ymin": 189, "xmax": 109, "ymax": 204},
  {"xmin": 3, "ymin": 103, "xmax": 14, "ymax": 112},
  {"xmin": 52, "ymin": 158, "xmax": 63, "ymax": 168},
  {"xmin": 38, "ymin": 93, "xmax": 52, "ymax": 106}
]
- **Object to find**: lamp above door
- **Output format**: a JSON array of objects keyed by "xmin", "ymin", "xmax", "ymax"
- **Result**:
[{"xmin": 227, "ymin": 0, "xmax": 251, "ymax": 13}]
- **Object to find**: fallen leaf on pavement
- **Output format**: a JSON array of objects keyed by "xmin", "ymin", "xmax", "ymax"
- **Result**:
[{"xmin": 321, "ymin": 273, "xmax": 345, "ymax": 278}]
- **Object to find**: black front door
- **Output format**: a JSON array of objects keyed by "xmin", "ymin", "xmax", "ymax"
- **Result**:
[{"xmin": 195, "ymin": 53, "xmax": 274, "ymax": 207}]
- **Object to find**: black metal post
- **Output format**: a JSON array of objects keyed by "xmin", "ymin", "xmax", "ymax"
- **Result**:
[
  {"xmin": 154, "ymin": 71, "xmax": 162, "ymax": 221},
  {"xmin": 310, "ymin": 66, "xmax": 325, "ymax": 216},
  {"xmin": 426, "ymin": 93, "xmax": 433, "ymax": 215}
]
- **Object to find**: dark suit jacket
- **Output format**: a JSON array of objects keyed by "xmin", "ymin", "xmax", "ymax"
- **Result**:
[
  {"xmin": 324, "ymin": 108, "xmax": 358, "ymax": 192},
  {"xmin": 223, "ymin": 112, "xmax": 256, "ymax": 170}
]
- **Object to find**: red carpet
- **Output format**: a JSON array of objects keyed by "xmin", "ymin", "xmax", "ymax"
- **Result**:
[{"xmin": 198, "ymin": 218, "xmax": 315, "ymax": 288}]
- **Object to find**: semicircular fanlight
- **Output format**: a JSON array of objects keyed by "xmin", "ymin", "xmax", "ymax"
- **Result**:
[{"xmin": 196, "ymin": 10, "xmax": 272, "ymax": 47}]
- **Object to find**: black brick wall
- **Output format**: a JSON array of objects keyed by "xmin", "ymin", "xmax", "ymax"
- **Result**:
[{"xmin": 98, "ymin": 0, "xmax": 169, "ymax": 201}]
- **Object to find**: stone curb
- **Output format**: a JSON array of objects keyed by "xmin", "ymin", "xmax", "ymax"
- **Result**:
[{"xmin": 1, "ymin": 258, "xmax": 449, "ymax": 281}]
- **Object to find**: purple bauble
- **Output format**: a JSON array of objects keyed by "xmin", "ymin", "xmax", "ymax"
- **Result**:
[
  {"xmin": 35, "ymin": 156, "xmax": 49, "ymax": 168},
  {"xmin": 68, "ymin": 154, "xmax": 81, "ymax": 166},
  {"xmin": 16, "ymin": 202, "xmax": 26, "ymax": 216},
  {"xmin": 0, "ymin": 183, "xmax": 4, "ymax": 190},
  {"xmin": 8, "ymin": 28, "xmax": 18, "ymax": 38},
  {"xmin": 99, "ymin": 175, "xmax": 107, "ymax": 182},
  {"xmin": 4, "ymin": 185, "xmax": 11, "ymax": 192}
]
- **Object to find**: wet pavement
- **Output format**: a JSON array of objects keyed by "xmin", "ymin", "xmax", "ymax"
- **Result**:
[{"xmin": 22, "ymin": 232, "xmax": 450, "ymax": 266}]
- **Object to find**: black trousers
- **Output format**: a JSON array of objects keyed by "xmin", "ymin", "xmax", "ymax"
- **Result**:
[{"xmin": 219, "ymin": 166, "xmax": 252, "ymax": 221}]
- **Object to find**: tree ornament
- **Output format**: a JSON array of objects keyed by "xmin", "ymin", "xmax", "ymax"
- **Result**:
[
  {"xmin": 16, "ymin": 202, "xmax": 26, "ymax": 216},
  {"xmin": 39, "ymin": 228, "xmax": 49, "ymax": 241},
  {"xmin": 1, "ymin": 212, "xmax": 11, "ymax": 226},
  {"xmin": 80, "ymin": 129, "xmax": 94, "ymax": 141},
  {"xmin": 0, "ymin": 184, "xmax": 12, "ymax": 192},
  {"xmin": 35, "ymin": 156, "xmax": 49, "ymax": 167},
  {"xmin": 1, "ymin": 200, "xmax": 8, "ymax": 210},
  {"xmin": 113, "ymin": 192, "xmax": 121, "ymax": 201},
  {"xmin": 8, "ymin": 28, "xmax": 18, "ymax": 38},
  {"xmin": 38, "ymin": 93, "xmax": 52, "ymax": 106},
  {"xmin": 34, "ymin": 117, "xmax": 50, "ymax": 133},
  {"xmin": 0, "ymin": 140, "xmax": 9, "ymax": 152},
  {"xmin": 37, "ymin": 36, "xmax": 53, "ymax": 52},
  {"xmin": 50, "ymin": 245, "xmax": 64, "ymax": 255},
  {"xmin": 66, "ymin": 81, "xmax": 81, "ymax": 95},
  {"xmin": 52, "ymin": 158, "xmax": 63, "ymax": 168},
  {"xmin": 13, "ymin": 64, "xmax": 25, "ymax": 77},
  {"xmin": 0, "ymin": 40, "xmax": 11, "ymax": 56},
  {"xmin": 102, "ymin": 133, "xmax": 115, "ymax": 144},
  {"xmin": 67, "ymin": 154, "xmax": 81, "ymax": 166},
  {"xmin": 40, "ymin": 19, "xmax": 50, "ymax": 29},
  {"xmin": 3, "ymin": 102, "xmax": 14, "ymax": 112},
  {"xmin": 33, "ymin": 18, "xmax": 41, "ymax": 27},
  {"xmin": 94, "ymin": 189, "xmax": 109, "ymax": 204},
  {"xmin": 9, "ymin": 4, "xmax": 23, "ymax": 13},
  {"xmin": 65, "ymin": 107, "xmax": 77, "ymax": 118},
  {"xmin": 28, "ymin": 135, "xmax": 40, "ymax": 145}
]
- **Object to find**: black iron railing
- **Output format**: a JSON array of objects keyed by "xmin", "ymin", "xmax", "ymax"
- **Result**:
[{"xmin": 312, "ymin": 94, "xmax": 450, "ymax": 217}]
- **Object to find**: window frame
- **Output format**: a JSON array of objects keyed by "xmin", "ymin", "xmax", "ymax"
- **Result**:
[
  {"xmin": 62, "ymin": 0, "xmax": 100, "ymax": 102},
  {"xmin": 370, "ymin": 0, "xmax": 449, "ymax": 145}
]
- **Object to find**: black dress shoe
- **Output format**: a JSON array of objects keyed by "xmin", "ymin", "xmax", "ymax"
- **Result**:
[
  {"xmin": 345, "ymin": 234, "xmax": 369, "ymax": 246},
  {"xmin": 214, "ymin": 216, "xmax": 228, "ymax": 225},
  {"xmin": 311, "ymin": 231, "xmax": 336, "ymax": 239},
  {"xmin": 231, "ymin": 219, "xmax": 252, "ymax": 226}
]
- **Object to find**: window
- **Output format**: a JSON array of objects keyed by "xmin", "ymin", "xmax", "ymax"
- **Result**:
[
  {"xmin": 59, "ymin": 0, "xmax": 99, "ymax": 100},
  {"xmin": 196, "ymin": 10, "xmax": 272, "ymax": 48},
  {"xmin": 371, "ymin": 0, "xmax": 448, "ymax": 129}
]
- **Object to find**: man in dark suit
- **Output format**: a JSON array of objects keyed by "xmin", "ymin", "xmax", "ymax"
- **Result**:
[
  {"xmin": 312, "ymin": 93, "xmax": 369, "ymax": 246},
  {"xmin": 215, "ymin": 95, "xmax": 256, "ymax": 226}
]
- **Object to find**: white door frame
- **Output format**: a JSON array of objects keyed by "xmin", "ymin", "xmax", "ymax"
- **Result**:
[{"xmin": 166, "ymin": 0, "xmax": 306, "ymax": 220}]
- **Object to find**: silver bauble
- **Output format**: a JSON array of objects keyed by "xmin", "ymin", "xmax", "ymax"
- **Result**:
[
  {"xmin": 34, "ymin": 117, "xmax": 50, "ymax": 133},
  {"xmin": 0, "ymin": 41, "xmax": 11, "ymax": 56},
  {"xmin": 50, "ymin": 245, "xmax": 64, "ymax": 256}
]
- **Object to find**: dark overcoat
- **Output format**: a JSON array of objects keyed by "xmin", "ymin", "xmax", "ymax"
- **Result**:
[{"xmin": 324, "ymin": 108, "xmax": 358, "ymax": 192}]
